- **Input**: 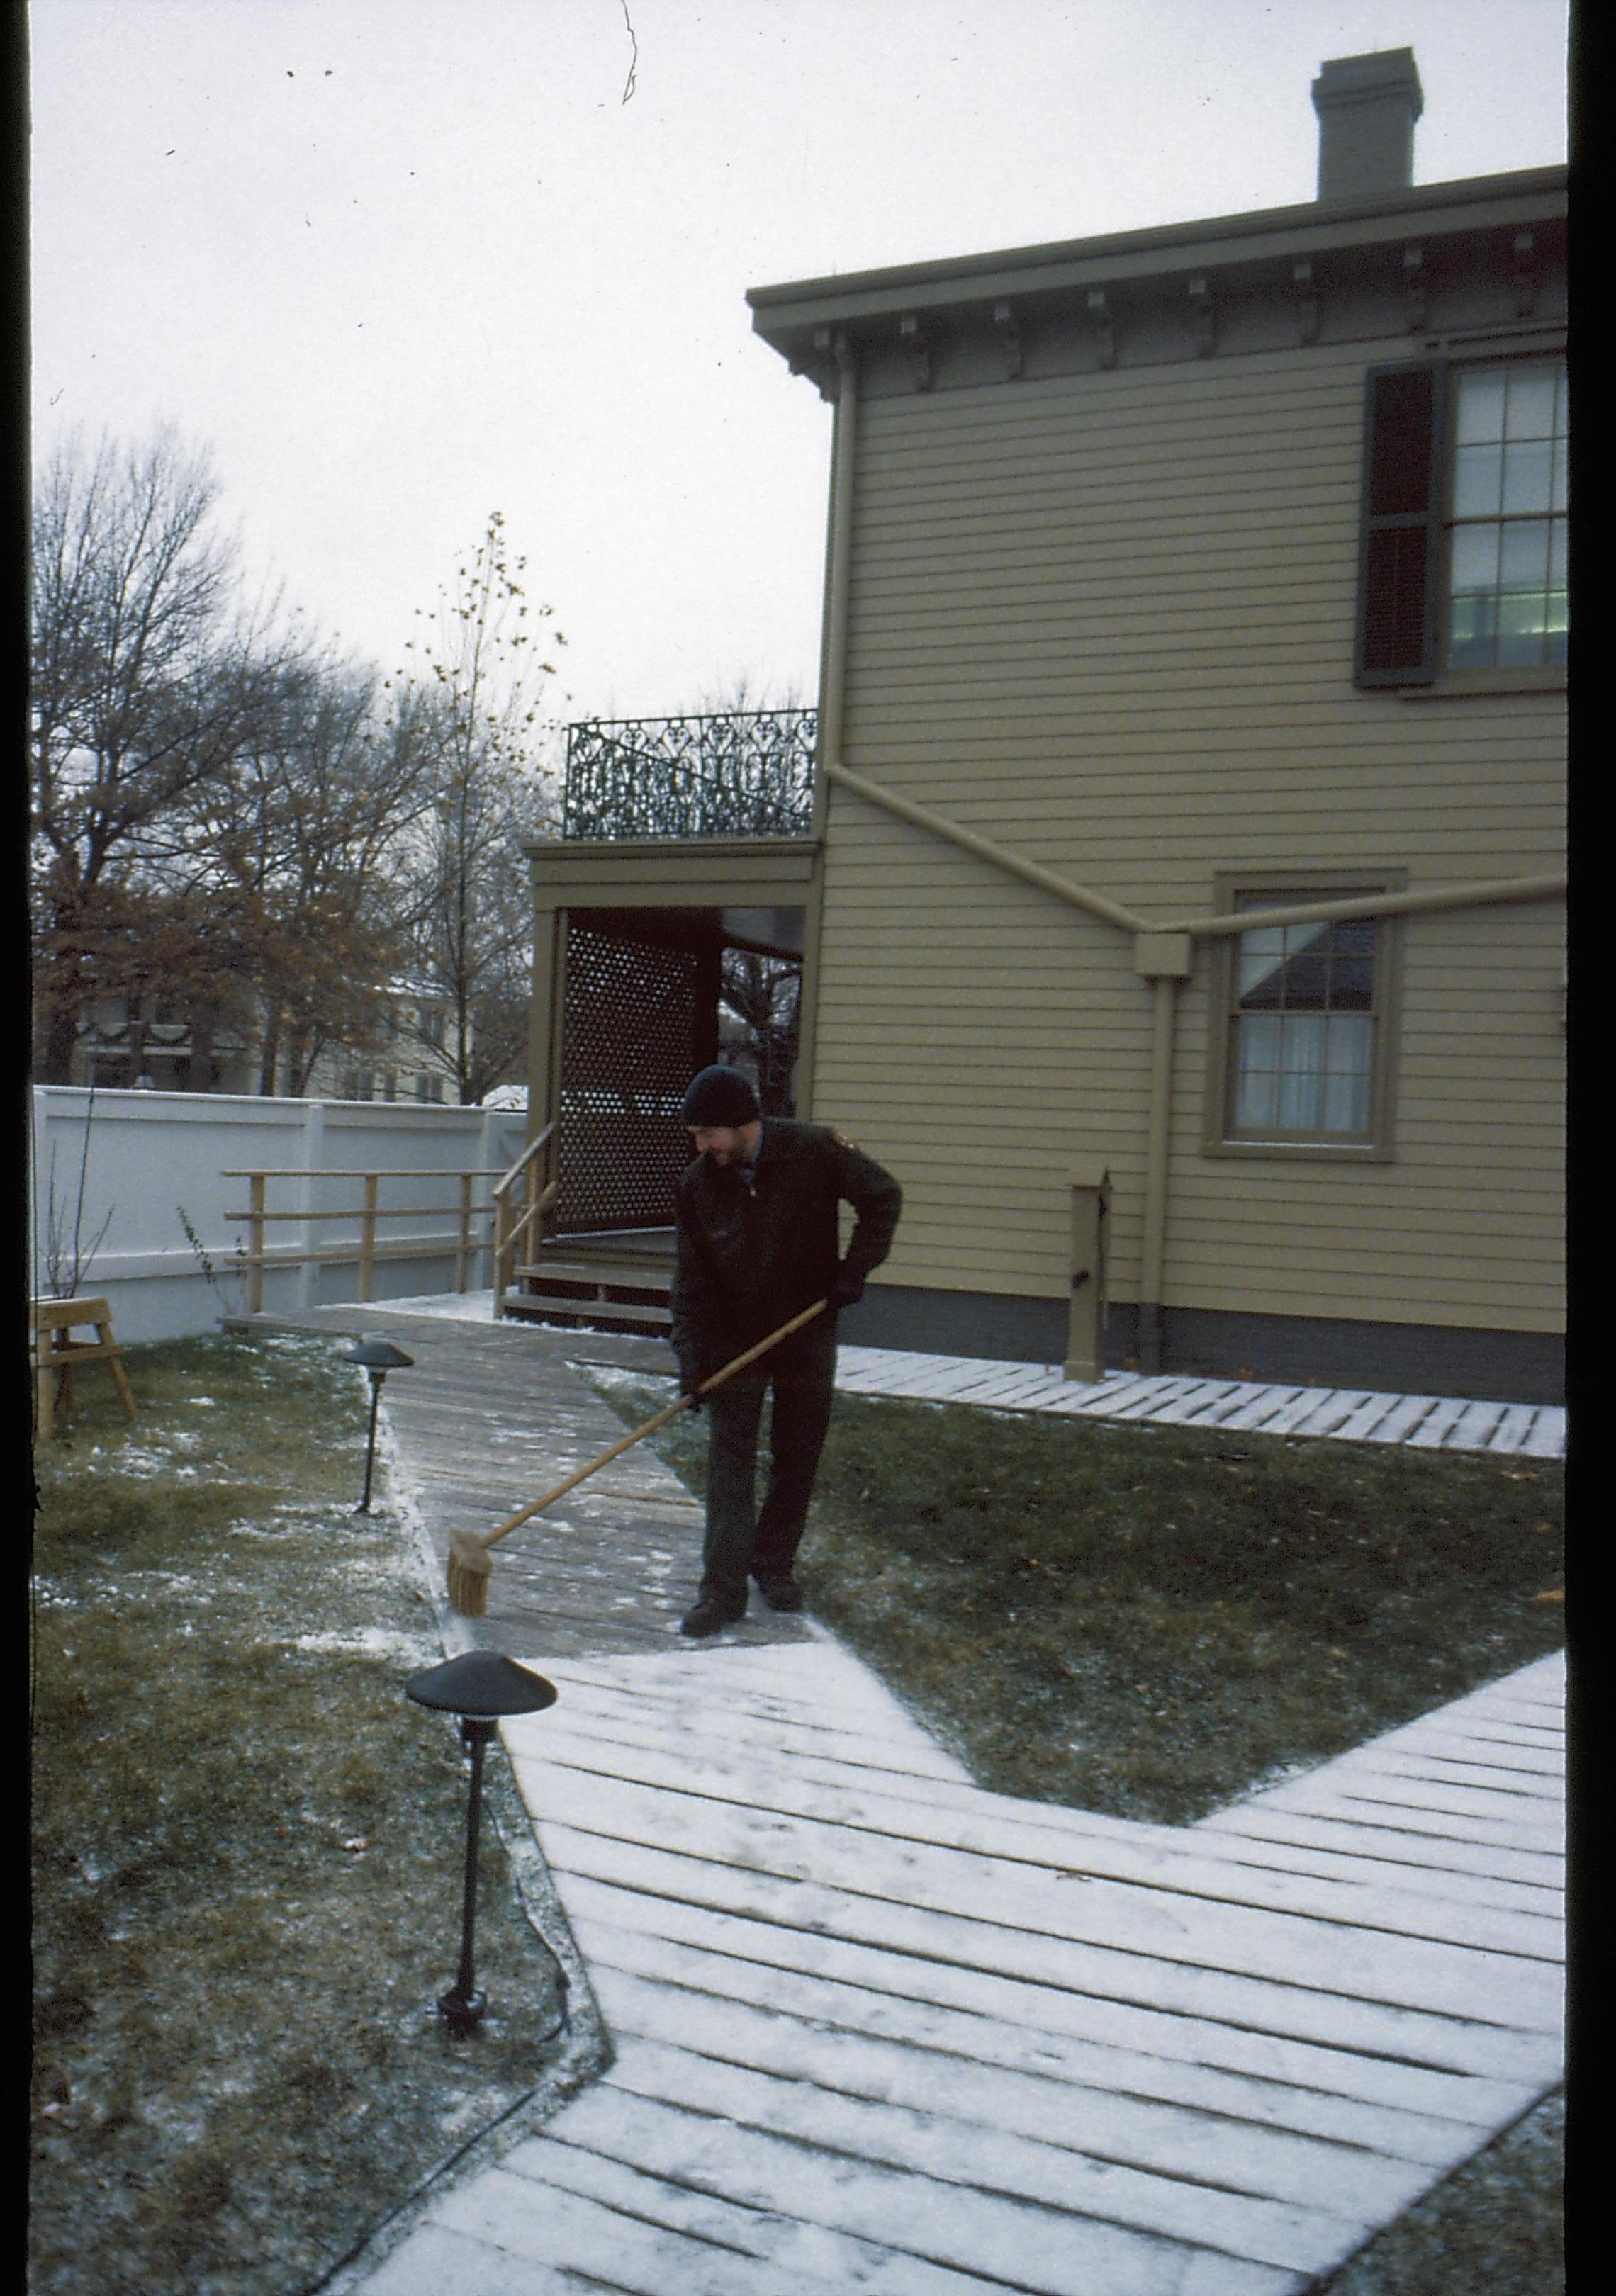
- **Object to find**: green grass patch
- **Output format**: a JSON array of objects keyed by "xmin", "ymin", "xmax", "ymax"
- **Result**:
[
  {"xmin": 30, "ymin": 1333, "xmax": 584, "ymax": 2296},
  {"xmin": 1318, "ymin": 2091, "xmax": 1564, "ymax": 2295}
]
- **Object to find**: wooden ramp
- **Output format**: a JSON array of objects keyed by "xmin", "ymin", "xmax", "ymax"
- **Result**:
[{"xmin": 354, "ymin": 1640, "xmax": 1564, "ymax": 2296}]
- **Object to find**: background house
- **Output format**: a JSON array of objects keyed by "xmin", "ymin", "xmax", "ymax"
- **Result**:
[
  {"xmin": 517, "ymin": 50, "xmax": 1565, "ymax": 1403},
  {"xmin": 64, "ymin": 979, "xmax": 466, "ymax": 1104}
]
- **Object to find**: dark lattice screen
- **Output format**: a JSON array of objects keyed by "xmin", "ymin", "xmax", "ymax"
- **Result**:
[{"xmin": 556, "ymin": 926, "xmax": 706, "ymax": 1232}]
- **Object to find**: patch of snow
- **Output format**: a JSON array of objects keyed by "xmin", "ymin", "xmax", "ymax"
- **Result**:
[
  {"xmin": 358, "ymin": 1289, "xmax": 498, "ymax": 1324},
  {"xmin": 291, "ymin": 1627, "xmax": 439, "ymax": 1664}
]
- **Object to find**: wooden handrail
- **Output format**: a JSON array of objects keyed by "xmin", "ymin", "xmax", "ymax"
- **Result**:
[
  {"xmin": 489, "ymin": 1122, "xmax": 556, "ymax": 1204},
  {"xmin": 502, "ymin": 1177, "xmax": 561, "ymax": 1254},
  {"xmin": 224, "ymin": 1203, "xmax": 503, "ymax": 1222},
  {"xmin": 225, "ymin": 1161, "xmax": 510, "ymax": 1311},
  {"xmin": 490, "ymin": 1124, "xmax": 559, "ymax": 1315},
  {"xmin": 220, "ymin": 1165, "xmax": 512, "ymax": 1178}
]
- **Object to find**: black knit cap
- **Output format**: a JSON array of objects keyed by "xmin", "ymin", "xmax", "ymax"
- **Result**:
[{"xmin": 680, "ymin": 1064, "xmax": 760, "ymax": 1127}]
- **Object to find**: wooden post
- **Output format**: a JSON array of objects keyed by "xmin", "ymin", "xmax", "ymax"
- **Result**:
[
  {"xmin": 456, "ymin": 1171, "xmax": 472, "ymax": 1293},
  {"xmin": 493, "ymin": 1179, "xmax": 512, "ymax": 1311},
  {"xmin": 1065, "ymin": 1163, "xmax": 1111, "ymax": 1384},
  {"xmin": 358, "ymin": 1172, "xmax": 378, "ymax": 1303},
  {"xmin": 247, "ymin": 1175, "xmax": 266, "ymax": 1315}
]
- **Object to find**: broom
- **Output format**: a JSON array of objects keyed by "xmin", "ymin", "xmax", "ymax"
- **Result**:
[{"xmin": 446, "ymin": 1298, "xmax": 830, "ymax": 1618}]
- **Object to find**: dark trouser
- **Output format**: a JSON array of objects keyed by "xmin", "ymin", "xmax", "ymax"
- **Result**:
[{"xmin": 698, "ymin": 1324, "xmax": 836, "ymax": 1612}]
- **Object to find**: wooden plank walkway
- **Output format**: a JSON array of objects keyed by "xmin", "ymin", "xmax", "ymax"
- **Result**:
[
  {"xmin": 834, "ymin": 1349, "xmax": 1567, "ymax": 1458},
  {"xmin": 351, "ymin": 1640, "xmax": 1562, "ymax": 2295},
  {"xmin": 262, "ymin": 1304, "xmax": 1563, "ymax": 2295},
  {"xmin": 342, "ymin": 1292, "xmax": 1566, "ymax": 1457},
  {"xmin": 264, "ymin": 1305, "xmax": 809, "ymax": 1661}
]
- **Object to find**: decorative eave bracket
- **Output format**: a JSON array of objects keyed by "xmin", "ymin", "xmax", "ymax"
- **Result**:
[
  {"xmin": 1187, "ymin": 275, "xmax": 1215, "ymax": 357},
  {"xmin": 1292, "ymin": 259, "xmax": 1320, "ymax": 345},
  {"xmin": 1402, "ymin": 244, "xmax": 1427, "ymax": 331},
  {"xmin": 992, "ymin": 300, "xmax": 1023, "ymax": 380},
  {"xmin": 1512, "ymin": 229, "xmax": 1539, "ymax": 318},
  {"xmin": 898, "ymin": 312, "xmax": 932, "ymax": 391},
  {"xmin": 1086, "ymin": 288, "xmax": 1116, "ymax": 369}
]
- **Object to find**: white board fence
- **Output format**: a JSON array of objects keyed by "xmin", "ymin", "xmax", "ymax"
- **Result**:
[{"xmin": 30, "ymin": 1087, "xmax": 528, "ymax": 1344}]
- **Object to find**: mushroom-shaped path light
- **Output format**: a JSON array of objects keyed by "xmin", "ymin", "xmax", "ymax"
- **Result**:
[{"xmin": 405, "ymin": 1651, "xmax": 558, "ymax": 2035}]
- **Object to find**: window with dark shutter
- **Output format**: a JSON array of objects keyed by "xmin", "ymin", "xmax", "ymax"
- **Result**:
[{"xmin": 1354, "ymin": 360, "xmax": 1445, "ymax": 687}]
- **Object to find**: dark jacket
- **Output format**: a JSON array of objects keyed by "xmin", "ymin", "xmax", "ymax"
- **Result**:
[{"xmin": 670, "ymin": 1118, "xmax": 902, "ymax": 1374}]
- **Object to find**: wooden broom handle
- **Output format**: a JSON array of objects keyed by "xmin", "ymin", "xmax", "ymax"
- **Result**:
[{"xmin": 476, "ymin": 1298, "xmax": 830, "ymax": 1555}]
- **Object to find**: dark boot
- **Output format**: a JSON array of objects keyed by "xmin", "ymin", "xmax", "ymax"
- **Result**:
[{"xmin": 680, "ymin": 1592, "xmax": 747, "ymax": 1638}]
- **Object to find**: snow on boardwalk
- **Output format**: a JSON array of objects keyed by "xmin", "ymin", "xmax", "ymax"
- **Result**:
[
  {"xmin": 834, "ymin": 1349, "xmax": 1568, "ymax": 1459},
  {"xmin": 355, "ymin": 1641, "xmax": 1564, "ymax": 2296}
]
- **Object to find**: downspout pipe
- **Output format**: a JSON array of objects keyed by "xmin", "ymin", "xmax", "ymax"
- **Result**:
[
  {"xmin": 1137, "ymin": 973, "xmax": 1179, "ymax": 1377},
  {"xmin": 812, "ymin": 330, "xmax": 858, "ymax": 828},
  {"xmin": 797, "ymin": 331, "xmax": 859, "ymax": 1117}
]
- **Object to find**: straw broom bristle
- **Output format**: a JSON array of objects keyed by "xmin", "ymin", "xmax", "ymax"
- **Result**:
[{"xmin": 447, "ymin": 1531, "xmax": 493, "ymax": 1619}]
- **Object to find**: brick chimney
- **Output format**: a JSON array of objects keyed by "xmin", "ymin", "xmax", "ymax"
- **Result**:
[{"xmin": 1311, "ymin": 48, "xmax": 1423, "ymax": 202}]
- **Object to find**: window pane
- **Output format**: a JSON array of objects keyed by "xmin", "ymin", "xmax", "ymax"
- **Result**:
[
  {"xmin": 1502, "ymin": 439, "xmax": 1553, "ymax": 515},
  {"xmin": 1279, "ymin": 930, "xmax": 1331, "ymax": 1008},
  {"xmin": 1455, "ymin": 371, "xmax": 1507, "ymax": 444},
  {"xmin": 1504, "ymin": 367, "xmax": 1557, "ymax": 441},
  {"xmin": 1322, "ymin": 1016, "xmax": 1373, "ymax": 1132},
  {"xmin": 1238, "ymin": 927, "xmax": 1286, "ymax": 1003},
  {"xmin": 1551, "ymin": 436, "xmax": 1568, "ymax": 514},
  {"xmin": 1450, "ymin": 522, "xmax": 1500, "ymax": 597},
  {"xmin": 1549, "ymin": 520, "xmax": 1566, "ymax": 585},
  {"xmin": 1500, "ymin": 518, "xmax": 1552, "ymax": 592},
  {"xmin": 1276, "ymin": 1016, "xmax": 1327, "ymax": 1130},
  {"xmin": 1496, "ymin": 589, "xmax": 1550, "ymax": 666},
  {"xmin": 1328, "ymin": 923, "xmax": 1376, "ymax": 1009},
  {"xmin": 1234, "ymin": 1016, "xmax": 1281, "ymax": 1128},
  {"xmin": 1448, "ymin": 590, "xmax": 1497, "ymax": 665},
  {"xmin": 1452, "ymin": 443, "xmax": 1503, "ymax": 519}
]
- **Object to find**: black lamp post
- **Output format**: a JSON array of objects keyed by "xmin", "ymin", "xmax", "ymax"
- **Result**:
[
  {"xmin": 405, "ymin": 1650, "xmax": 558, "ymax": 2036},
  {"xmin": 344, "ymin": 1336, "xmax": 415, "ymax": 1513}
]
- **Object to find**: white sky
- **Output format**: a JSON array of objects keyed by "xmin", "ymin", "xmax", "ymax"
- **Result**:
[{"xmin": 30, "ymin": 0, "xmax": 1569, "ymax": 732}]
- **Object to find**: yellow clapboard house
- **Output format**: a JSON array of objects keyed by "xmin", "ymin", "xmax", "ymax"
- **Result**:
[{"xmin": 519, "ymin": 50, "xmax": 1565, "ymax": 1406}]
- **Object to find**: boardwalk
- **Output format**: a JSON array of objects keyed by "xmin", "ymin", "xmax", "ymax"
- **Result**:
[
  {"xmin": 266, "ymin": 1306, "xmax": 1564, "ymax": 2295},
  {"xmin": 354, "ymin": 1638, "xmax": 1563, "ymax": 2296},
  {"xmin": 834, "ymin": 1348, "xmax": 1567, "ymax": 1461},
  {"xmin": 343, "ymin": 1293, "xmax": 1567, "ymax": 1458}
]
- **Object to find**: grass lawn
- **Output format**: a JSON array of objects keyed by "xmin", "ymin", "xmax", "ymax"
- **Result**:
[
  {"xmin": 582, "ymin": 1364, "xmax": 1566, "ymax": 2296},
  {"xmin": 30, "ymin": 1331, "xmax": 596, "ymax": 2296}
]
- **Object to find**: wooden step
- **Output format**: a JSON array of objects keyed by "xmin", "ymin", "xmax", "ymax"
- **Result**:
[
  {"xmin": 500, "ymin": 1291, "xmax": 673, "ymax": 1334},
  {"xmin": 515, "ymin": 1259, "xmax": 673, "ymax": 1295}
]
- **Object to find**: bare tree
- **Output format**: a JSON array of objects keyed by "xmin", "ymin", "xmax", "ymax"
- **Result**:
[
  {"xmin": 30, "ymin": 425, "xmax": 293, "ymax": 1080},
  {"xmin": 169, "ymin": 655, "xmax": 430, "ymax": 1092},
  {"xmin": 393, "ymin": 514, "xmax": 562, "ymax": 1104}
]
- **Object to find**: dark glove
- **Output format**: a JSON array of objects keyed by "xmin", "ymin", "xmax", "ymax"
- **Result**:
[
  {"xmin": 678, "ymin": 1360, "xmax": 707, "ymax": 1411},
  {"xmin": 827, "ymin": 1268, "xmax": 865, "ymax": 1310}
]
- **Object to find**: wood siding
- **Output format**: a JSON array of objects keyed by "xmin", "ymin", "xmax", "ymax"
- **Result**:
[{"xmin": 811, "ymin": 337, "xmax": 1564, "ymax": 1335}]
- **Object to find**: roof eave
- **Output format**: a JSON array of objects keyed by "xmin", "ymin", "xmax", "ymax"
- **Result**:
[{"xmin": 746, "ymin": 164, "xmax": 1567, "ymax": 356}]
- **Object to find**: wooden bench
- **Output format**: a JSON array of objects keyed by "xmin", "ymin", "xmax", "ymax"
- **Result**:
[{"xmin": 31, "ymin": 1297, "xmax": 137, "ymax": 1441}]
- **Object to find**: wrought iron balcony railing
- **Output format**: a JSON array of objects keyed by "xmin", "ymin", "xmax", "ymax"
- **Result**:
[{"xmin": 561, "ymin": 709, "xmax": 817, "ymax": 841}]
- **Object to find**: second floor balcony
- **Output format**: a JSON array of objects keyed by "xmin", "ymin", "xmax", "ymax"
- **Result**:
[{"xmin": 561, "ymin": 709, "xmax": 817, "ymax": 842}]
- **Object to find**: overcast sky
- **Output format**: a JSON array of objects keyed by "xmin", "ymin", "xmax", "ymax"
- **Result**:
[{"xmin": 30, "ymin": 0, "xmax": 1569, "ymax": 735}]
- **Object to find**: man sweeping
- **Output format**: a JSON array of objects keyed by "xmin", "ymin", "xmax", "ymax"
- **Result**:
[{"xmin": 670, "ymin": 1063, "xmax": 902, "ymax": 1637}]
